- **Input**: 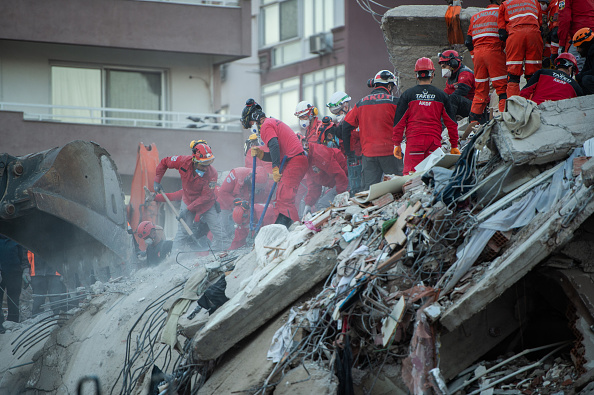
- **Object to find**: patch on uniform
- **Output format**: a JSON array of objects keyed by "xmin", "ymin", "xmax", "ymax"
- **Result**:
[
  {"xmin": 230, "ymin": 172, "xmax": 236, "ymax": 180},
  {"xmin": 226, "ymin": 177, "xmax": 232, "ymax": 183},
  {"xmin": 558, "ymin": 0, "xmax": 564, "ymax": 10},
  {"xmin": 171, "ymin": 155, "xmax": 179, "ymax": 161},
  {"xmin": 209, "ymin": 181, "xmax": 217, "ymax": 189}
]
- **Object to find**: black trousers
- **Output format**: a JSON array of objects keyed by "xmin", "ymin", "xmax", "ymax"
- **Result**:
[
  {"xmin": 450, "ymin": 94, "xmax": 472, "ymax": 118},
  {"xmin": 0, "ymin": 270, "xmax": 22, "ymax": 324}
]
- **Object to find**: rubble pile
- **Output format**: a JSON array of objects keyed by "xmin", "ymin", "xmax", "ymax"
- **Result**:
[{"xmin": 3, "ymin": 96, "xmax": 594, "ymax": 394}]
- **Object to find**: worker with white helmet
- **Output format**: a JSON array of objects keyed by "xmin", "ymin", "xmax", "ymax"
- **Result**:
[
  {"xmin": 326, "ymin": 91, "xmax": 364, "ymax": 194},
  {"xmin": 294, "ymin": 101, "xmax": 322, "ymax": 143},
  {"xmin": 342, "ymin": 70, "xmax": 403, "ymax": 190}
]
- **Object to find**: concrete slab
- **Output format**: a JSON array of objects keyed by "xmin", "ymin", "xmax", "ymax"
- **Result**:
[
  {"xmin": 492, "ymin": 95, "xmax": 594, "ymax": 165},
  {"xmin": 382, "ymin": 6, "xmax": 481, "ymax": 90},
  {"xmin": 191, "ymin": 224, "xmax": 341, "ymax": 361},
  {"xmin": 272, "ymin": 362, "xmax": 337, "ymax": 395}
]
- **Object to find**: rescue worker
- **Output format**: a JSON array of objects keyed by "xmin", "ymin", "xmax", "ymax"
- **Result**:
[
  {"xmin": 539, "ymin": 0, "xmax": 560, "ymax": 67},
  {"xmin": 0, "ymin": 235, "xmax": 28, "ymax": 331},
  {"xmin": 520, "ymin": 52, "xmax": 583, "ymax": 102},
  {"xmin": 466, "ymin": 0, "xmax": 508, "ymax": 118},
  {"xmin": 498, "ymin": 0, "xmax": 544, "ymax": 97},
  {"xmin": 136, "ymin": 221, "xmax": 173, "ymax": 266},
  {"xmin": 558, "ymin": 0, "xmax": 594, "ymax": 70},
  {"xmin": 439, "ymin": 50, "xmax": 476, "ymax": 119},
  {"xmin": 318, "ymin": 116, "xmax": 341, "ymax": 149},
  {"xmin": 342, "ymin": 70, "xmax": 403, "ymax": 190},
  {"xmin": 229, "ymin": 200, "xmax": 276, "ymax": 250},
  {"xmin": 326, "ymin": 91, "xmax": 364, "ymax": 194},
  {"xmin": 295, "ymin": 101, "xmax": 322, "ymax": 143},
  {"xmin": 153, "ymin": 141, "xmax": 227, "ymax": 251},
  {"xmin": 242, "ymin": 98, "xmax": 308, "ymax": 228},
  {"xmin": 301, "ymin": 139, "xmax": 349, "ymax": 217},
  {"xmin": 217, "ymin": 167, "xmax": 269, "ymax": 211},
  {"xmin": 393, "ymin": 58, "xmax": 461, "ymax": 175},
  {"xmin": 572, "ymin": 28, "xmax": 594, "ymax": 94}
]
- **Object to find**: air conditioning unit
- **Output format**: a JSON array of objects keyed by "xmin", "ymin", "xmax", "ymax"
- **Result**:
[{"xmin": 309, "ymin": 32, "xmax": 333, "ymax": 56}]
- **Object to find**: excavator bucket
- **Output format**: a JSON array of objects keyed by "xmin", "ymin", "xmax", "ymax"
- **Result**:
[
  {"xmin": 127, "ymin": 143, "xmax": 160, "ymax": 250},
  {"xmin": 0, "ymin": 140, "xmax": 133, "ymax": 288},
  {"xmin": 445, "ymin": 4, "xmax": 465, "ymax": 45}
]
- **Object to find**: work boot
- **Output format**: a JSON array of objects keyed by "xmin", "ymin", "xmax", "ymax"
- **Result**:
[
  {"xmin": 468, "ymin": 111, "xmax": 488, "ymax": 124},
  {"xmin": 274, "ymin": 214, "xmax": 293, "ymax": 229}
]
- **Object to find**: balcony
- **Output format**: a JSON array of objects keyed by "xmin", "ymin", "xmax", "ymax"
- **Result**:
[
  {"xmin": 0, "ymin": 0, "xmax": 251, "ymax": 60},
  {"xmin": 0, "ymin": 104, "xmax": 247, "ymax": 181}
]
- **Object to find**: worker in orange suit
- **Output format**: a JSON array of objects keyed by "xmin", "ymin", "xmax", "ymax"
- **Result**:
[
  {"xmin": 539, "ymin": 0, "xmax": 560, "ymax": 66},
  {"xmin": 466, "ymin": 0, "xmax": 508, "ymax": 118},
  {"xmin": 498, "ymin": 0, "xmax": 544, "ymax": 97}
]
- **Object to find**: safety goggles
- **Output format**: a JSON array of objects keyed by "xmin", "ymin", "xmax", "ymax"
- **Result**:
[{"xmin": 329, "ymin": 103, "xmax": 348, "ymax": 115}]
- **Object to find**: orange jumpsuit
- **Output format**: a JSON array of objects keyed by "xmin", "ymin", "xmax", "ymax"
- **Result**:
[
  {"xmin": 542, "ymin": 0, "xmax": 560, "ymax": 59},
  {"xmin": 499, "ymin": 0, "xmax": 544, "ymax": 97},
  {"xmin": 468, "ymin": 4, "xmax": 508, "ymax": 113}
]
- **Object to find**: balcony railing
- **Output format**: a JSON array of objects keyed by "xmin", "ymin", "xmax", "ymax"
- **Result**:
[
  {"xmin": 0, "ymin": 102, "xmax": 242, "ymax": 132},
  {"xmin": 135, "ymin": 0, "xmax": 240, "ymax": 6}
]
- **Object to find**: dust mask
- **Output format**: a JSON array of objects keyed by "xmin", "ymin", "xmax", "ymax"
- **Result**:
[
  {"xmin": 540, "ymin": 3, "xmax": 548, "ymax": 10},
  {"xmin": 251, "ymin": 124, "xmax": 259, "ymax": 135},
  {"xmin": 299, "ymin": 119, "xmax": 310, "ymax": 129},
  {"xmin": 195, "ymin": 169, "xmax": 205, "ymax": 177},
  {"xmin": 145, "ymin": 238, "xmax": 154, "ymax": 245},
  {"xmin": 335, "ymin": 114, "xmax": 345, "ymax": 123},
  {"xmin": 442, "ymin": 68, "xmax": 452, "ymax": 78}
]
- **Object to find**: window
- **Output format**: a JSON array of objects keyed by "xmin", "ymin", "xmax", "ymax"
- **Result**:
[
  {"xmin": 302, "ymin": 65, "xmax": 345, "ymax": 111},
  {"xmin": 304, "ymin": 0, "xmax": 343, "ymax": 38},
  {"xmin": 262, "ymin": 77, "xmax": 299, "ymax": 125},
  {"xmin": 261, "ymin": 0, "xmax": 298, "ymax": 47},
  {"xmin": 51, "ymin": 65, "xmax": 165, "ymax": 126}
]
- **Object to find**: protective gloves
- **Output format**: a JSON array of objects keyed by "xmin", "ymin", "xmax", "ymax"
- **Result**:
[
  {"xmin": 393, "ymin": 145, "xmax": 402, "ymax": 159},
  {"xmin": 498, "ymin": 29, "xmax": 508, "ymax": 41},
  {"xmin": 272, "ymin": 166, "xmax": 282, "ymax": 183},
  {"xmin": 154, "ymin": 181, "xmax": 163, "ymax": 193},
  {"xmin": 251, "ymin": 147, "xmax": 265, "ymax": 159},
  {"xmin": 177, "ymin": 206, "xmax": 190, "ymax": 221},
  {"xmin": 451, "ymin": 147, "xmax": 461, "ymax": 155}
]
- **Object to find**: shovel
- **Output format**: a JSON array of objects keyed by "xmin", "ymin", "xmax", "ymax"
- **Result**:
[
  {"xmin": 159, "ymin": 191, "xmax": 214, "ymax": 255},
  {"xmin": 252, "ymin": 155, "xmax": 288, "ymax": 238}
]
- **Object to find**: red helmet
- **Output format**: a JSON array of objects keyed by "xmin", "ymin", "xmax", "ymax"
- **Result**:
[
  {"xmin": 415, "ymin": 57, "xmax": 435, "ymax": 72},
  {"xmin": 555, "ymin": 52, "xmax": 579, "ymax": 73},
  {"xmin": 137, "ymin": 221, "xmax": 156, "ymax": 239},
  {"xmin": 192, "ymin": 142, "xmax": 215, "ymax": 165},
  {"xmin": 438, "ymin": 50, "xmax": 462, "ymax": 69},
  {"xmin": 232, "ymin": 201, "xmax": 249, "ymax": 225}
]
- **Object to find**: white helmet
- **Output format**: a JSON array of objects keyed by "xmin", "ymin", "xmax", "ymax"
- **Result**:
[
  {"xmin": 294, "ymin": 101, "xmax": 318, "ymax": 118},
  {"xmin": 326, "ymin": 91, "xmax": 351, "ymax": 110},
  {"xmin": 372, "ymin": 70, "xmax": 396, "ymax": 85}
]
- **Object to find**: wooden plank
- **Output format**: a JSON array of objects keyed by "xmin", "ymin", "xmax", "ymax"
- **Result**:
[{"xmin": 384, "ymin": 201, "xmax": 422, "ymax": 247}]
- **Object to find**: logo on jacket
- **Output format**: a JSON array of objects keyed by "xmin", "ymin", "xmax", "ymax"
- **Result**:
[
  {"xmin": 416, "ymin": 89, "xmax": 436, "ymax": 100},
  {"xmin": 559, "ymin": 0, "xmax": 564, "ymax": 9}
]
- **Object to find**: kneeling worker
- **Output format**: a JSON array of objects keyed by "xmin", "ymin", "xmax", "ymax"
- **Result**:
[
  {"xmin": 136, "ymin": 221, "xmax": 173, "ymax": 266},
  {"xmin": 520, "ymin": 53, "xmax": 583, "ymax": 103}
]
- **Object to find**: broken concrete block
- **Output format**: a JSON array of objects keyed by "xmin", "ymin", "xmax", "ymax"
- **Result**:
[
  {"xmin": 382, "ymin": 6, "xmax": 481, "ymax": 90},
  {"xmin": 191, "ymin": 224, "xmax": 341, "ymax": 361},
  {"xmin": 492, "ymin": 95, "xmax": 594, "ymax": 165}
]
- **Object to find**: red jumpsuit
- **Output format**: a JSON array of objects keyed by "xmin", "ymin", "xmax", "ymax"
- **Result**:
[
  {"xmin": 558, "ymin": 0, "xmax": 594, "ymax": 51},
  {"xmin": 499, "ymin": 0, "xmax": 544, "ymax": 97},
  {"xmin": 520, "ymin": 68, "xmax": 583, "ymax": 103},
  {"xmin": 343, "ymin": 87, "xmax": 399, "ymax": 157},
  {"xmin": 216, "ymin": 167, "xmax": 269, "ymax": 211},
  {"xmin": 259, "ymin": 118, "xmax": 308, "ymax": 222},
  {"xmin": 155, "ymin": 155, "xmax": 217, "ymax": 219},
  {"xmin": 303, "ymin": 118, "xmax": 323, "ymax": 144},
  {"xmin": 468, "ymin": 4, "xmax": 508, "ymax": 113},
  {"xmin": 542, "ymin": 0, "xmax": 560, "ymax": 58},
  {"xmin": 303, "ymin": 144, "xmax": 349, "ymax": 208},
  {"xmin": 393, "ymin": 85, "xmax": 459, "ymax": 175},
  {"xmin": 229, "ymin": 204, "xmax": 277, "ymax": 250}
]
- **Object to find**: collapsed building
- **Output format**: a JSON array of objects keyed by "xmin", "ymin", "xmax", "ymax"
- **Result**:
[{"xmin": 2, "ymin": 5, "xmax": 594, "ymax": 395}]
